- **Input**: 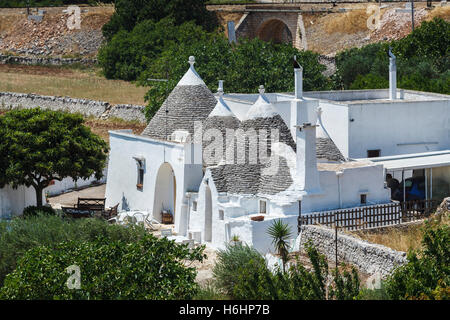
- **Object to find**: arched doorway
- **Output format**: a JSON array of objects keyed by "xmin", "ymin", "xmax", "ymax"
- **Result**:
[
  {"xmin": 153, "ymin": 163, "xmax": 176, "ymax": 223},
  {"xmin": 256, "ymin": 19, "xmax": 293, "ymax": 45},
  {"xmin": 204, "ymin": 185, "xmax": 213, "ymax": 242}
]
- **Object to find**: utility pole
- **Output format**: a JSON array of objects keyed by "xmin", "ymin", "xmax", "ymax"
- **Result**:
[
  {"xmin": 411, "ymin": 0, "xmax": 415, "ymax": 31},
  {"xmin": 334, "ymin": 213, "xmax": 338, "ymax": 271}
]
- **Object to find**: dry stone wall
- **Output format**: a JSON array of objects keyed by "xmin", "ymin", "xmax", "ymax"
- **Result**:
[
  {"xmin": 295, "ymin": 225, "xmax": 407, "ymax": 276},
  {"xmin": 0, "ymin": 92, "xmax": 147, "ymax": 123},
  {"xmin": 0, "ymin": 54, "xmax": 97, "ymax": 66}
]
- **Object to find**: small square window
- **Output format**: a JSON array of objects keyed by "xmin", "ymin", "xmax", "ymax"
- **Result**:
[
  {"xmin": 193, "ymin": 201, "xmax": 198, "ymax": 211},
  {"xmin": 219, "ymin": 210, "xmax": 224, "ymax": 220},
  {"xmin": 360, "ymin": 194, "xmax": 367, "ymax": 205},
  {"xmin": 259, "ymin": 200, "xmax": 267, "ymax": 214},
  {"xmin": 367, "ymin": 150, "xmax": 380, "ymax": 158}
]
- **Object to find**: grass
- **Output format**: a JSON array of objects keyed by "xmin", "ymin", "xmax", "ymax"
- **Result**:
[
  {"xmin": 0, "ymin": 64, "xmax": 149, "ymax": 105},
  {"xmin": 324, "ymin": 9, "xmax": 369, "ymax": 34},
  {"xmin": 351, "ymin": 210, "xmax": 450, "ymax": 252},
  {"xmin": 83, "ymin": 117, "xmax": 147, "ymax": 143},
  {"xmin": 426, "ymin": 6, "xmax": 450, "ymax": 21}
]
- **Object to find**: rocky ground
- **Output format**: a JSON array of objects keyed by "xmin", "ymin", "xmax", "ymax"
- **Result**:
[{"xmin": 0, "ymin": 6, "xmax": 113, "ymax": 58}]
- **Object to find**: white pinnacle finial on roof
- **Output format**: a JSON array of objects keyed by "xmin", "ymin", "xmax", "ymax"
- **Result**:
[
  {"xmin": 259, "ymin": 85, "xmax": 265, "ymax": 95},
  {"xmin": 245, "ymin": 85, "xmax": 277, "ymax": 120},
  {"xmin": 316, "ymin": 107, "xmax": 323, "ymax": 118},
  {"xmin": 177, "ymin": 55, "xmax": 205, "ymax": 86},
  {"xmin": 189, "ymin": 56, "xmax": 195, "ymax": 66},
  {"xmin": 209, "ymin": 80, "xmax": 235, "ymax": 118}
]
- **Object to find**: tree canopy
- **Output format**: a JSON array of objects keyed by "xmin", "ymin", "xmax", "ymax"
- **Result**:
[
  {"xmin": 102, "ymin": 0, "xmax": 218, "ymax": 41},
  {"xmin": 333, "ymin": 18, "xmax": 449, "ymax": 94},
  {"xmin": 0, "ymin": 108, "xmax": 108, "ymax": 207},
  {"xmin": 0, "ymin": 233, "xmax": 205, "ymax": 299}
]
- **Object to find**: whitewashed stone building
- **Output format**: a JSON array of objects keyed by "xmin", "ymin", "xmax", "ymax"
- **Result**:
[{"xmin": 105, "ymin": 57, "xmax": 396, "ymax": 253}]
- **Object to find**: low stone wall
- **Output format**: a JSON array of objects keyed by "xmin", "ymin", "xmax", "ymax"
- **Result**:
[
  {"xmin": 107, "ymin": 104, "xmax": 147, "ymax": 123},
  {"xmin": 295, "ymin": 225, "xmax": 407, "ymax": 277},
  {"xmin": 0, "ymin": 54, "xmax": 97, "ymax": 66},
  {"xmin": 0, "ymin": 92, "xmax": 147, "ymax": 123}
]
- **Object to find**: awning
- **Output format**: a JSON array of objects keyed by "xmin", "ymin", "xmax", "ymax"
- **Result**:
[{"xmin": 361, "ymin": 150, "xmax": 450, "ymax": 171}]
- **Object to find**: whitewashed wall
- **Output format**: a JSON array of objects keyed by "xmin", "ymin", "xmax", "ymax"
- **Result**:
[
  {"xmin": 105, "ymin": 131, "xmax": 203, "ymax": 235},
  {"xmin": 0, "ymin": 185, "xmax": 40, "ymax": 218},
  {"xmin": 347, "ymin": 99, "xmax": 450, "ymax": 158}
]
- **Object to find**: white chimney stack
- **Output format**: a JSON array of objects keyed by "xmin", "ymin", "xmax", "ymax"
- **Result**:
[
  {"xmin": 389, "ymin": 48, "xmax": 397, "ymax": 100},
  {"xmin": 296, "ymin": 122, "xmax": 321, "ymax": 193},
  {"xmin": 294, "ymin": 56, "xmax": 303, "ymax": 99}
]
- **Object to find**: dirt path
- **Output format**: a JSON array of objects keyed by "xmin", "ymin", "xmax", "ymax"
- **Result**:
[{"xmin": 48, "ymin": 184, "xmax": 106, "ymax": 208}]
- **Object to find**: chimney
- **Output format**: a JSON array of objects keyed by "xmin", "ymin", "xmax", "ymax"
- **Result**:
[
  {"xmin": 296, "ymin": 123, "xmax": 321, "ymax": 193},
  {"xmin": 389, "ymin": 48, "xmax": 397, "ymax": 100},
  {"xmin": 291, "ymin": 56, "xmax": 321, "ymax": 192},
  {"xmin": 294, "ymin": 55, "xmax": 303, "ymax": 99}
]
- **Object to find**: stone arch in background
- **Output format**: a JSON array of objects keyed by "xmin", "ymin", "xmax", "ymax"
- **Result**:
[{"xmin": 256, "ymin": 18, "xmax": 293, "ymax": 45}]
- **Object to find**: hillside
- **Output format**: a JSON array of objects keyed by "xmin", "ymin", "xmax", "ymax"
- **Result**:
[{"xmin": 0, "ymin": 5, "xmax": 114, "ymax": 58}]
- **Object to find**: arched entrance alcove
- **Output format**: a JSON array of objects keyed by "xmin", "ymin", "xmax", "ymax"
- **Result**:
[
  {"xmin": 153, "ymin": 162, "xmax": 177, "ymax": 223},
  {"xmin": 256, "ymin": 19, "xmax": 293, "ymax": 45},
  {"xmin": 204, "ymin": 185, "xmax": 213, "ymax": 242}
]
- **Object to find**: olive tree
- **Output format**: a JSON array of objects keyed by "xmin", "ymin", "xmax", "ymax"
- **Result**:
[{"xmin": 0, "ymin": 108, "xmax": 108, "ymax": 207}]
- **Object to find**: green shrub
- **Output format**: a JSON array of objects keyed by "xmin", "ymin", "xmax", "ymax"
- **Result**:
[
  {"xmin": 101, "ymin": 0, "xmax": 218, "ymax": 41},
  {"xmin": 334, "ymin": 18, "xmax": 449, "ymax": 94},
  {"xmin": 22, "ymin": 205, "xmax": 56, "ymax": 218},
  {"xmin": 357, "ymin": 282, "xmax": 390, "ymax": 300},
  {"xmin": 0, "ymin": 214, "xmax": 148, "ymax": 287},
  {"xmin": 213, "ymin": 241, "xmax": 360, "ymax": 300},
  {"xmin": 384, "ymin": 217, "xmax": 450, "ymax": 300},
  {"xmin": 0, "ymin": 235, "xmax": 205, "ymax": 300},
  {"xmin": 213, "ymin": 243, "xmax": 265, "ymax": 298}
]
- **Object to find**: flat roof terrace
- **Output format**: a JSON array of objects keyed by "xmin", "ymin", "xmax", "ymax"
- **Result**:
[
  {"xmin": 223, "ymin": 89, "xmax": 449, "ymax": 106},
  {"xmin": 302, "ymin": 89, "xmax": 450, "ymax": 104}
]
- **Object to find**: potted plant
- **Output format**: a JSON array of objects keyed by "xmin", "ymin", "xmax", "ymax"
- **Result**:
[
  {"xmin": 230, "ymin": 234, "xmax": 242, "ymax": 246},
  {"xmin": 251, "ymin": 215, "xmax": 265, "ymax": 222}
]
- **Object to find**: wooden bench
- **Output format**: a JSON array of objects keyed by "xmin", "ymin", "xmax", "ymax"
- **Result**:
[{"xmin": 76, "ymin": 198, "xmax": 106, "ymax": 212}]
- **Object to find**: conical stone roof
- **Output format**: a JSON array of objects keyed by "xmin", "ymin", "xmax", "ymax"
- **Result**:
[
  {"xmin": 203, "ymin": 84, "xmax": 241, "ymax": 167},
  {"xmin": 142, "ymin": 56, "xmax": 217, "ymax": 140},
  {"xmin": 315, "ymin": 107, "xmax": 346, "ymax": 162}
]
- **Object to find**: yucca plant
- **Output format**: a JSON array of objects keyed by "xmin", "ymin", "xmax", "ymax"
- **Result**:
[{"xmin": 267, "ymin": 219, "xmax": 292, "ymax": 272}]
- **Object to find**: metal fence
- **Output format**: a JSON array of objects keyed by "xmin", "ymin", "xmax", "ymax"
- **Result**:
[{"xmin": 298, "ymin": 199, "xmax": 439, "ymax": 232}]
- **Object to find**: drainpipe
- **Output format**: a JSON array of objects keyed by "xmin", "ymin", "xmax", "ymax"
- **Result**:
[
  {"xmin": 389, "ymin": 47, "xmax": 397, "ymax": 100},
  {"xmin": 430, "ymin": 168, "xmax": 433, "ymax": 200},
  {"xmin": 336, "ymin": 171, "xmax": 343, "ymax": 209}
]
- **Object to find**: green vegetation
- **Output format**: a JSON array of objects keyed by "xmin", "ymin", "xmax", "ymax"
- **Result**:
[
  {"xmin": 358, "ymin": 212, "xmax": 450, "ymax": 300},
  {"xmin": 0, "ymin": 108, "xmax": 108, "ymax": 207},
  {"xmin": 22, "ymin": 205, "xmax": 56, "ymax": 218},
  {"xmin": 267, "ymin": 219, "xmax": 292, "ymax": 272},
  {"xmin": 101, "ymin": 0, "xmax": 218, "ymax": 41},
  {"xmin": 0, "ymin": 213, "xmax": 148, "ymax": 287},
  {"xmin": 99, "ymin": 18, "xmax": 329, "ymax": 120},
  {"xmin": 0, "ymin": 233, "xmax": 205, "ymax": 299},
  {"xmin": 333, "ymin": 18, "xmax": 449, "ymax": 94},
  {"xmin": 212, "ymin": 242, "xmax": 360, "ymax": 300},
  {"xmin": 384, "ymin": 214, "xmax": 449, "ymax": 300}
]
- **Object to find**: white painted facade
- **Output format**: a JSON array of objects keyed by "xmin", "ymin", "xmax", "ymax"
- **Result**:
[{"xmin": 103, "ymin": 57, "xmax": 449, "ymax": 254}]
